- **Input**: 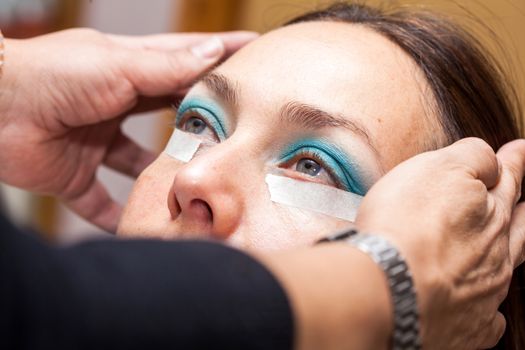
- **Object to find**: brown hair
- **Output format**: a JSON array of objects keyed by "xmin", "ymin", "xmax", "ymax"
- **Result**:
[{"xmin": 285, "ymin": 2, "xmax": 524, "ymax": 349}]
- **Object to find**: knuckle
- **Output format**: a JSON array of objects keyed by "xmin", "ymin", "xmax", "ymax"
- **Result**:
[
  {"xmin": 471, "ymin": 178, "xmax": 489, "ymax": 195},
  {"xmin": 456, "ymin": 136, "xmax": 483, "ymax": 149},
  {"xmin": 463, "ymin": 179, "xmax": 489, "ymax": 209},
  {"xmin": 464, "ymin": 137, "xmax": 496, "ymax": 162},
  {"xmin": 462, "ymin": 137, "xmax": 492, "ymax": 151}
]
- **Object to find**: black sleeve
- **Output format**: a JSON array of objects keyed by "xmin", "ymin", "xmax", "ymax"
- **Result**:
[{"xmin": 0, "ymin": 215, "xmax": 294, "ymax": 350}]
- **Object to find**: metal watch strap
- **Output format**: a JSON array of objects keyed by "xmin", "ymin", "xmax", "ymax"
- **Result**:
[{"xmin": 318, "ymin": 231, "xmax": 422, "ymax": 350}]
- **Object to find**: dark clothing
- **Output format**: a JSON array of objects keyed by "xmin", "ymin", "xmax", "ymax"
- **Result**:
[{"xmin": 0, "ymin": 215, "xmax": 293, "ymax": 350}]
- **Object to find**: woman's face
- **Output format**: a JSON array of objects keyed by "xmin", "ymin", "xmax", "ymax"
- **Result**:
[{"xmin": 118, "ymin": 22, "xmax": 441, "ymax": 251}]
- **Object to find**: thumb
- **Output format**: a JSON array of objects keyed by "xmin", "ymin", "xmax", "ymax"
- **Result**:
[
  {"xmin": 123, "ymin": 36, "xmax": 225, "ymax": 96},
  {"xmin": 477, "ymin": 312, "xmax": 506, "ymax": 349},
  {"xmin": 509, "ymin": 201, "xmax": 525, "ymax": 267}
]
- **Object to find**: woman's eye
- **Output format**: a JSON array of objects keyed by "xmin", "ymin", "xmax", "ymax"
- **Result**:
[
  {"xmin": 280, "ymin": 145, "xmax": 364, "ymax": 194},
  {"xmin": 283, "ymin": 151, "xmax": 342, "ymax": 189},
  {"xmin": 296, "ymin": 158, "xmax": 322, "ymax": 176},
  {"xmin": 183, "ymin": 117, "xmax": 207, "ymax": 134}
]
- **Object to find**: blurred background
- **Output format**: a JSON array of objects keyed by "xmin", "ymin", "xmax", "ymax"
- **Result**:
[{"xmin": 0, "ymin": 0, "xmax": 523, "ymax": 243}]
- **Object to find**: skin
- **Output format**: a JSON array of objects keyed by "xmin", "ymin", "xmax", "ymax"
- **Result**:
[{"xmin": 118, "ymin": 22, "xmax": 443, "ymax": 250}]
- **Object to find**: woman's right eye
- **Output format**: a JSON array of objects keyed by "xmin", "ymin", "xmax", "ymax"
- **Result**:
[
  {"xmin": 175, "ymin": 98, "xmax": 228, "ymax": 142},
  {"xmin": 183, "ymin": 117, "xmax": 207, "ymax": 134},
  {"xmin": 177, "ymin": 110, "xmax": 221, "ymax": 142}
]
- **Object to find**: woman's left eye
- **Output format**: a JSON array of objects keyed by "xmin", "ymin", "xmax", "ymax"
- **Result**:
[
  {"xmin": 296, "ymin": 158, "xmax": 322, "ymax": 176},
  {"xmin": 284, "ymin": 152, "xmax": 339, "ymax": 188}
]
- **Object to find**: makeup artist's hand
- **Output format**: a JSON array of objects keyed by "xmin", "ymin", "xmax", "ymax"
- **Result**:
[
  {"xmin": 356, "ymin": 137, "xmax": 525, "ymax": 350},
  {"xmin": 0, "ymin": 28, "xmax": 257, "ymax": 232}
]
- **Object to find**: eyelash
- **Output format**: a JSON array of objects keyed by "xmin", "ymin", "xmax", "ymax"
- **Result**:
[{"xmin": 280, "ymin": 148, "xmax": 351, "ymax": 191}]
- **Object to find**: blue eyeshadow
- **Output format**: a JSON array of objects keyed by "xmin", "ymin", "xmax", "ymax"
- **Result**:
[
  {"xmin": 176, "ymin": 96, "xmax": 228, "ymax": 140},
  {"xmin": 280, "ymin": 138, "xmax": 367, "ymax": 195}
]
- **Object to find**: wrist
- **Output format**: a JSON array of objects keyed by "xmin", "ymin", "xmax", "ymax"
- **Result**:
[
  {"xmin": 318, "ymin": 230, "xmax": 422, "ymax": 350},
  {"xmin": 0, "ymin": 38, "xmax": 34, "ymax": 183},
  {"xmin": 262, "ymin": 244, "xmax": 391, "ymax": 350},
  {"xmin": 349, "ymin": 233, "xmax": 421, "ymax": 349},
  {"xmin": 0, "ymin": 38, "xmax": 24, "ymax": 126},
  {"xmin": 324, "ymin": 243, "xmax": 393, "ymax": 350}
]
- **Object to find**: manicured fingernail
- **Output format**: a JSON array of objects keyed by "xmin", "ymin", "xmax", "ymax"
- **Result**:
[{"xmin": 191, "ymin": 37, "xmax": 224, "ymax": 59}]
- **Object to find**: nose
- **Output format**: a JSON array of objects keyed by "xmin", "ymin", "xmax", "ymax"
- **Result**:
[{"xmin": 168, "ymin": 145, "xmax": 245, "ymax": 240}]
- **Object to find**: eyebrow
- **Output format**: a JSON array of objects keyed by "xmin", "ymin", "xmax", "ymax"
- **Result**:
[
  {"xmin": 279, "ymin": 101, "xmax": 372, "ymax": 143},
  {"xmin": 200, "ymin": 72, "xmax": 374, "ymax": 145},
  {"xmin": 201, "ymin": 72, "xmax": 239, "ymax": 109}
]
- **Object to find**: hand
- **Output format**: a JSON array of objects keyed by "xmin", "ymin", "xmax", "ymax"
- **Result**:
[
  {"xmin": 0, "ymin": 28, "xmax": 257, "ymax": 232},
  {"xmin": 355, "ymin": 138, "xmax": 525, "ymax": 349}
]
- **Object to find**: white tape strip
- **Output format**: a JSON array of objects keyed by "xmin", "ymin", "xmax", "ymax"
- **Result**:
[
  {"xmin": 265, "ymin": 174, "xmax": 362, "ymax": 222},
  {"xmin": 164, "ymin": 129, "xmax": 201, "ymax": 162}
]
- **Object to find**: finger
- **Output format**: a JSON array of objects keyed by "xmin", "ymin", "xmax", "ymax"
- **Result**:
[
  {"xmin": 442, "ymin": 137, "xmax": 499, "ymax": 188},
  {"xmin": 477, "ymin": 312, "xmax": 506, "ymax": 349},
  {"xmin": 104, "ymin": 130, "xmax": 157, "ymax": 178},
  {"xmin": 108, "ymin": 31, "xmax": 258, "ymax": 56},
  {"xmin": 509, "ymin": 201, "xmax": 525, "ymax": 267},
  {"xmin": 123, "ymin": 36, "xmax": 225, "ymax": 96},
  {"xmin": 64, "ymin": 179, "xmax": 122, "ymax": 233},
  {"xmin": 492, "ymin": 139, "xmax": 525, "ymax": 208},
  {"xmin": 127, "ymin": 96, "xmax": 175, "ymax": 115}
]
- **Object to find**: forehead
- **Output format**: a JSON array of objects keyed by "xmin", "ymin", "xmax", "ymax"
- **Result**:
[{"xmin": 216, "ymin": 21, "xmax": 435, "ymax": 169}]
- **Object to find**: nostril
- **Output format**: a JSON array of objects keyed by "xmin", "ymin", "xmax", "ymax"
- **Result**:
[
  {"xmin": 190, "ymin": 199, "xmax": 213, "ymax": 222},
  {"xmin": 168, "ymin": 189, "xmax": 182, "ymax": 220},
  {"xmin": 204, "ymin": 201, "xmax": 213, "ymax": 221}
]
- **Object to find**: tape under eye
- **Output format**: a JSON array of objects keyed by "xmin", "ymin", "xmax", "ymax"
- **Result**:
[
  {"xmin": 265, "ymin": 172, "xmax": 362, "ymax": 222},
  {"xmin": 164, "ymin": 129, "xmax": 217, "ymax": 162}
]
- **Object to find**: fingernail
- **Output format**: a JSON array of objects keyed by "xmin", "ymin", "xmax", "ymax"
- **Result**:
[{"xmin": 191, "ymin": 37, "xmax": 224, "ymax": 59}]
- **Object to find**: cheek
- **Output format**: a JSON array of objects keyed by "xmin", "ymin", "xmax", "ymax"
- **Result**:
[
  {"xmin": 117, "ymin": 156, "xmax": 182, "ymax": 237},
  {"xmin": 231, "ymin": 203, "xmax": 352, "ymax": 252}
]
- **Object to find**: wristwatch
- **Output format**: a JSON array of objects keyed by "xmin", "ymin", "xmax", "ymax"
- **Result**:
[{"xmin": 318, "ymin": 230, "xmax": 422, "ymax": 350}]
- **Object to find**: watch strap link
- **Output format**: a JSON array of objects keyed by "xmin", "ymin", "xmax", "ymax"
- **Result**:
[{"xmin": 348, "ymin": 233, "xmax": 421, "ymax": 350}]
